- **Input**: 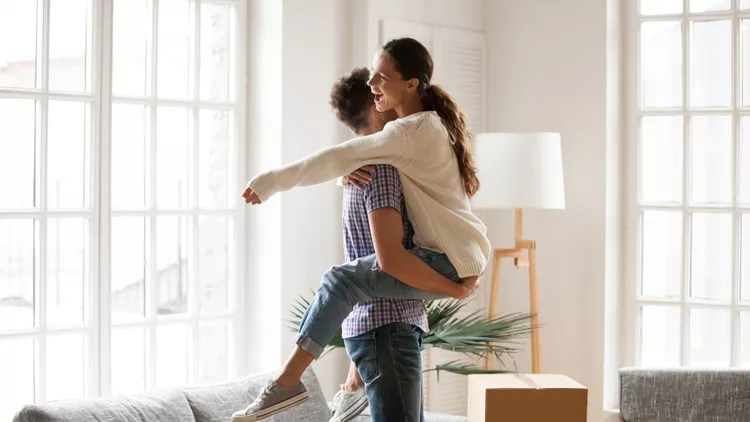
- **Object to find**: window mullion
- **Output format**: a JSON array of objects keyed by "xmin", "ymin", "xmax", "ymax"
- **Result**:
[
  {"xmin": 35, "ymin": 0, "xmax": 51, "ymax": 405},
  {"xmin": 146, "ymin": 0, "xmax": 159, "ymax": 393},
  {"xmin": 95, "ymin": 0, "xmax": 115, "ymax": 398},
  {"xmin": 190, "ymin": 0, "xmax": 202, "ymax": 386},
  {"xmin": 731, "ymin": 0, "xmax": 741, "ymax": 368},
  {"xmin": 680, "ymin": 0, "xmax": 691, "ymax": 367}
]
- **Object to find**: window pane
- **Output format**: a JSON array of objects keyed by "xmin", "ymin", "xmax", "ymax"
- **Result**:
[
  {"xmin": 0, "ymin": 219, "xmax": 35, "ymax": 331},
  {"xmin": 200, "ymin": 3, "xmax": 234, "ymax": 102},
  {"xmin": 742, "ymin": 214, "xmax": 750, "ymax": 302},
  {"xmin": 48, "ymin": 100, "xmax": 89, "ymax": 209},
  {"xmin": 199, "ymin": 110, "xmax": 231, "ymax": 208},
  {"xmin": 112, "ymin": 327, "xmax": 146, "ymax": 395},
  {"xmin": 198, "ymin": 322, "xmax": 228, "ymax": 384},
  {"xmin": 691, "ymin": 20, "xmax": 731, "ymax": 108},
  {"xmin": 49, "ymin": 0, "xmax": 92, "ymax": 92},
  {"xmin": 641, "ymin": 0, "xmax": 682, "ymax": 15},
  {"xmin": 690, "ymin": 0, "xmax": 731, "ymax": 12},
  {"xmin": 642, "ymin": 211, "xmax": 683, "ymax": 298},
  {"xmin": 46, "ymin": 333, "xmax": 86, "ymax": 401},
  {"xmin": 156, "ymin": 107, "xmax": 191, "ymax": 209},
  {"xmin": 199, "ymin": 216, "xmax": 229, "ymax": 313},
  {"xmin": 111, "ymin": 217, "xmax": 146, "ymax": 320},
  {"xmin": 156, "ymin": 216, "xmax": 190, "ymax": 315},
  {"xmin": 690, "ymin": 115, "xmax": 732, "ymax": 205},
  {"xmin": 641, "ymin": 21, "xmax": 682, "ymax": 108},
  {"xmin": 640, "ymin": 116, "xmax": 683, "ymax": 203},
  {"xmin": 0, "ymin": 0, "xmax": 37, "ymax": 89},
  {"xmin": 640, "ymin": 305, "xmax": 681, "ymax": 367},
  {"xmin": 112, "ymin": 104, "xmax": 148, "ymax": 210},
  {"xmin": 0, "ymin": 99, "xmax": 36, "ymax": 209},
  {"xmin": 47, "ymin": 218, "xmax": 88, "ymax": 326},
  {"xmin": 744, "ymin": 0, "xmax": 750, "ymax": 9},
  {"xmin": 741, "ymin": 312, "xmax": 750, "ymax": 368},
  {"xmin": 158, "ymin": 0, "xmax": 194, "ymax": 99},
  {"xmin": 689, "ymin": 308, "xmax": 730, "ymax": 367},
  {"xmin": 156, "ymin": 324, "xmax": 190, "ymax": 389},
  {"xmin": 0, "ymin": 338, "xmax": 35, "ymax": 422},
  {"xmin": 741, "ymin": 118, "xmax": 750, "ymax": 204},
  {"xmin": 113, "ymin": 0, "xmax": 150, "ymax": 96},
  {"xmin": 690, "ymin": 213, "xmax": 732, "ymax": 301}
]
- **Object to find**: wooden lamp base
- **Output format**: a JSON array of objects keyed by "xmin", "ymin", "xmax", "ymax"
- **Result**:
[{"xmin": 485, "ymin": 208, "xmax": 542, "ymax": 373}]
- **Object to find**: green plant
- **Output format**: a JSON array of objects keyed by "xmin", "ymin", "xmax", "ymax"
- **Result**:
[{"xmin": 288, "ymin": 293, "xmax": 538, "ymax": 376}]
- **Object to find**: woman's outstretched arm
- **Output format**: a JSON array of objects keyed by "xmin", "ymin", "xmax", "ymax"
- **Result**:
[{"xmin": 246, "ymin": 122, "xmax": 409, "ymax": 202}]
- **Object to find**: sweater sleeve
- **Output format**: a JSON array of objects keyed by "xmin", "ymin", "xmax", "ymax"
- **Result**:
[{"xmin": 247, "ymin": 121, "xmax": 409, "ymax": 202}]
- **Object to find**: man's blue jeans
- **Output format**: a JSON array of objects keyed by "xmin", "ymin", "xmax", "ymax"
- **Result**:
[
  {"xmin": 344, "ymin": 323, "xmax": 424, "ymax": 422},
  {"xmin": 293, "ymin": 248, "xmax": 459, "ymax": 358}
]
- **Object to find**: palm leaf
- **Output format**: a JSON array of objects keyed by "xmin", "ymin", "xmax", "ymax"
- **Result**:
[{"xmin": 425, "ymin": 360, "xmax": 514, "ymax": 380}]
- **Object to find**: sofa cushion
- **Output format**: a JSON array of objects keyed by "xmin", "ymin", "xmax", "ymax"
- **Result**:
[
  {"xmin": 620, "ymin": 367, "xmax": 750, "ymax": 422},
  {"xmin": 12, "ymin": 389, "xmax": 195, "ymax": 422},
  {"xmin": 183, "ymin": 369, "xmax": 331, "ymax": 422}
]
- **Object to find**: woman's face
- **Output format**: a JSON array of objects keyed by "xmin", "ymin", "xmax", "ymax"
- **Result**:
[{"xmin": 367, "ymin": 50, "xmax": 409, "ymax": 113}]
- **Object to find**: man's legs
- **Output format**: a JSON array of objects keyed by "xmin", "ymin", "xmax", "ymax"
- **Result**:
[{"xmin": 345, "ymin": 323, "xmax": 424, "ymax": 422}]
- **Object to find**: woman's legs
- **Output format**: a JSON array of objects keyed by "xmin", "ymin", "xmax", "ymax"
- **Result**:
[{"xmin": 286, "ymin": 250, "xmax": 456, "ymax": 384}]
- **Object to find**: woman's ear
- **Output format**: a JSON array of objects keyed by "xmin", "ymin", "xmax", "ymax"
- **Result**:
[{"xmin": 405, "ymin": 77, "xmax": 420, "ymax": 92}]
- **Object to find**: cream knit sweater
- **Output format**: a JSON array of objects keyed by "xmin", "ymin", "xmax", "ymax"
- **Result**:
[{"xmin": 248, "ymin": 111, "xmax": 491, "ymax": 277}]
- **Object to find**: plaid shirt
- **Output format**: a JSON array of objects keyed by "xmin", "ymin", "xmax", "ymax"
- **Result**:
[{"xmin": 340, "ymin": 164, "xmax": 429, "ymax": 338}]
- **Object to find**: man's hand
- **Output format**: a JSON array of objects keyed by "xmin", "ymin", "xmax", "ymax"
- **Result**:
[
  {"xmin": 453, "ymin": 276, "xmax": 480, "ymax": 299},
  {"xmin": 342, "ymin": 166, "xmax": 376, "ymax": 190},
  {"xmin": 242, "ymin": 186, "xmax": 262, "ymax": 205}
]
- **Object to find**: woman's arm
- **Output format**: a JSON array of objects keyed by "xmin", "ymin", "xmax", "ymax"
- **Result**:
[
  {"xmin": 368, "ymin": 206, "xmax": 473, "ymax": 299},
  {"xmin": 247, "ymin": 122, "xmax": 408, "ymax": 202}
]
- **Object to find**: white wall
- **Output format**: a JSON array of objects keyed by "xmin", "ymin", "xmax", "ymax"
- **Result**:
[{"xmin": 483, "ymin": 0, "xmax": 622, "ymax": 421}]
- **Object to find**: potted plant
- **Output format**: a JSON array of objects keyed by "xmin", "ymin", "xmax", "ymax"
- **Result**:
[{"xmin": 289, "ymin": 295, "xmax": 537, "ymax": 377}]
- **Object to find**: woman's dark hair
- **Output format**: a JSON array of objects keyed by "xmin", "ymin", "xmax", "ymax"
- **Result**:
[
  {"xmin": 382, "ymin": 37, "xmax": 480, "ymax": 197},
  {"xmin": 328, "ymin": 67, "xmax": 374, "ymax": 133}
]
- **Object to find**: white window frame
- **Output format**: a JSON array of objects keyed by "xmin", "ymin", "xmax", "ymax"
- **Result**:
[
  {"xmin": 625, "ymin": 0, "xmax": 748, "ymax": 370},
  {"xmin": 0, "ymin": 0, "xmax": 246, "ymax": 403}
]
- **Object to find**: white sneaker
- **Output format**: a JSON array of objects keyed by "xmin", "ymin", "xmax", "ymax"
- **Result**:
[
  {"xmin": 329, "ymin": 384, "xmax": 368, "ymax": 422},
  {"xmin": 231, "ymin": 380, "xmax": 308, "ymax": 421}
]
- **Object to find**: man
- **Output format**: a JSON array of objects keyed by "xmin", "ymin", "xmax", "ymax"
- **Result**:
[{"xmin": 327, "ymin": 67, "xmax": 428, "ymax": 422}]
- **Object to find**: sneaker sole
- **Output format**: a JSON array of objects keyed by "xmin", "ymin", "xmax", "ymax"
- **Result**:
[
  {"xmin": 232, "ymin": 392, "xmax": 309, "ymax": 422},
  {"xmin": 330, "ymin": 394, "xmax": 369, "ymax": 422}
]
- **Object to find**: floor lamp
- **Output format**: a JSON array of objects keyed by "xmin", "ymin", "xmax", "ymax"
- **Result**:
[{"xmin": 472, "ymin": 132, "xmax": 566, "ymax": 374}]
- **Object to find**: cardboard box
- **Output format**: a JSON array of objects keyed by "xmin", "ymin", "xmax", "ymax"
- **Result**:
[{"xmin": 467, "ymin": 374, "xmax": 588, "ymax": 422}]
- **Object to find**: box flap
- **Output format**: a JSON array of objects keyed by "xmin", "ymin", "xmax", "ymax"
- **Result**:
[{"xmin": 468, "ymin": 374, "xmax": 586, "ymax": 390}]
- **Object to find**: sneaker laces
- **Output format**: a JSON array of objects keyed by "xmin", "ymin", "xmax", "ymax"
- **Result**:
[
  {"xmin": 249, "ymin": 381, "xmax": 279, "ymax": 411},
  {"xmin": 331, "ymin": 384, "xmax": 349, "ymax": 410}
]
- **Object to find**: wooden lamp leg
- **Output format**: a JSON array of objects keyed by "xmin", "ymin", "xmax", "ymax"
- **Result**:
[
  {"xmin": 485, "ymin": 250, "xmax": 502, "ymax": 370},
  {"xmin": 528, "ymin": 247, "xmax": 542, "ymax": 374}
]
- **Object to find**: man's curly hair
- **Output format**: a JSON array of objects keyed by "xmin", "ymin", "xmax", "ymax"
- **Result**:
[{"xmin": 329, "ymin": 67, "xmax": 374, "ymax": 133}]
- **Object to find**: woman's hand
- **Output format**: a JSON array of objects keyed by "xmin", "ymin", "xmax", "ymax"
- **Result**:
[
  {"xmin": 342, "ymin": 166, "xmax": 376, "ymax": 190},
  {"xmin": 453, "ymin": 276, "xmax": 480, "ymax": 299},
  {"xmin": 242, "ymin": 187, "xmax": 262, "ymax": 205}
]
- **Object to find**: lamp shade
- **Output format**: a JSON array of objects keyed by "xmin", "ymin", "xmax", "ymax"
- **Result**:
[{"xmin": 472, "ymin": 132, "xmax": 565, "ymax": 210}]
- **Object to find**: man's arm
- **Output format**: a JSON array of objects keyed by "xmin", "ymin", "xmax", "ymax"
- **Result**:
[
  {"xmin": 368, "ymin": 206, "xmax": 470, "ymax": 299},
  {"xmin": 247, "ymin": 122, "xmax": 408, "ymax": 202}
]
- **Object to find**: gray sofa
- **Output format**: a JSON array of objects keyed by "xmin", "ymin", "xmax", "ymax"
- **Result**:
[
  {"xmin": 13, "ymin": 369, "xmax": 466, "ymax": 422},
  {"xmin": 620, "ymin": 367, "xmax": 750, "ymax": 421}
]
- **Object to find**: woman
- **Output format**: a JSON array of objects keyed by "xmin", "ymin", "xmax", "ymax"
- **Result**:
[{"xmin": 233, "ymin": 38, "xmax": 491, "ymax": 421}]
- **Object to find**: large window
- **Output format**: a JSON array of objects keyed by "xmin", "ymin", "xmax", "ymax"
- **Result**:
[
  {"xmin": 631, "ymin": 0, "xmax": 750, "ymax": 370},
  {"xmin": 0, "ymin": 0, "xmax": 245, "ymax": 418}
]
